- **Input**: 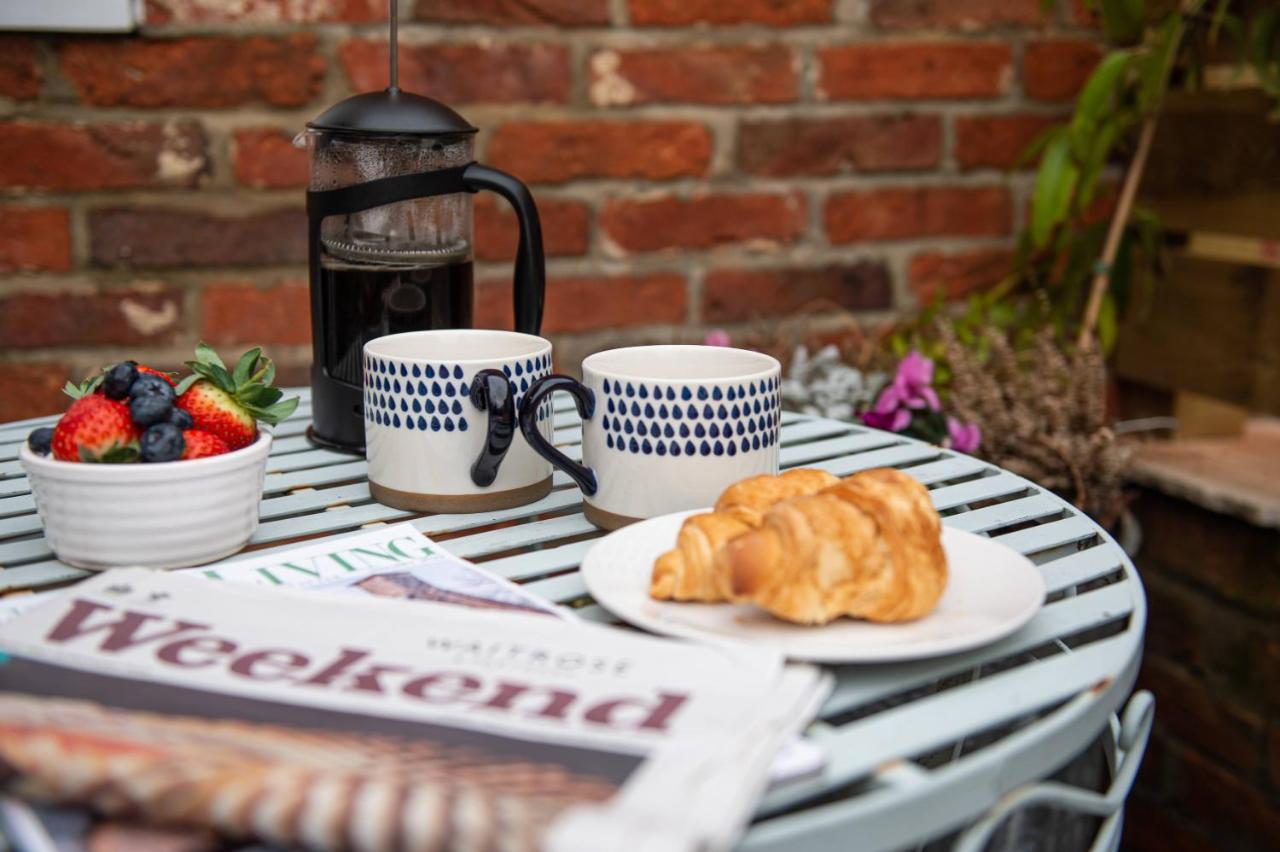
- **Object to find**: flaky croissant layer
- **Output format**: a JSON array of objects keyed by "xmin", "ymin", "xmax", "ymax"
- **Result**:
[
  {"xmin": 649, "ymin": 469, "xmax": 839, "ymax": 602},
  {"xmin": 650, "ymin": 468, "xmax": 947, "ymax": 625}
]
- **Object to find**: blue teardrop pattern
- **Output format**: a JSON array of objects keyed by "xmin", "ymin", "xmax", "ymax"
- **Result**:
[{"xmin": 589, "ymin": 375, "xmax": 782, "ymax": 456}]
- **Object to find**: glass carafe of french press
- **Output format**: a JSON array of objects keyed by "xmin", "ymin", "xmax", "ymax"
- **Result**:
[{"xmin": 298, "ymin": 7, "xmax": 544, "ymax": 452}]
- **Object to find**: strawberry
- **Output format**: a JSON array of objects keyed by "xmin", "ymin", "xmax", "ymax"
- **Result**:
[
  {"xmin": 63, "ymin": 363, "xmax": 176, "ymax": 400},
  {"xmin": 51, "ymin": 396, "xmax": 140, "ymax": 462},
  {"xmin": 137, "ymin": 364, "xmax": 177, "ymax": 387},
  {"xmin": 175, "ymin": 344, "xmax": 299, "ymax": 451},
  {"xmin": 181, "ymin": 429, "xmax": 230, "ymax": 460}
]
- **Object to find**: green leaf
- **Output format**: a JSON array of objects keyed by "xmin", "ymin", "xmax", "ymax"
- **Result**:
[
  {"xmin": 1070, "ymin": 51, "xmax": 1134, "ymax": 150},
  {"xmin": 240, "ymin": 385, "xmax": 283, "ymax": 406},
  {"xmin": 175, "ymin": 374, "xmax": 201, "ymax": 395},
  {"xmin": 206, "ymin": 363, "xmax": 235, "ymax": 392},
  {"xmin": 1076, "ymin": 120, "xmax": 1122, "ymax": 209},
  {"xmin": 232, "ymin": 347, "xmax": 262, "ymax": 387},
  {"xmin": 1209, "ymin": 0, "xmax": 1229, "ymax": 46},
  {"xmin": 256, "ymin": 397, "xmax": 300, "ymax": 425},
  {"xmin": 1031, "ymin": 131, "xmax": 1080, "ymax": 248},
  {"xmin": 193, "ymin": 342, "xmax": 225, "ymax": 370},
  {"xmin": 1138, "ymin": 15, "xmax": 1182, "ymax": 112}
]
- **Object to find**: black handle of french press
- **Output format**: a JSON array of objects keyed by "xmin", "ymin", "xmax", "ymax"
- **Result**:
[
  {"xmin": 462, "ymin": 164, "xmax": 545, "ymax": 336},
  {"xmin": 468, "ymin": 369, "xmax": 517, "ymax": 488}
]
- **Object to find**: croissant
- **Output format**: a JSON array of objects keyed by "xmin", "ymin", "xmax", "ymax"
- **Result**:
[
  {"xmin": 725, "ymin": 468, "xmax": 946, "ymax": 624},
  {"xmin": 649, "ymin": 468, "xmax": 840, "ymax": 602}
]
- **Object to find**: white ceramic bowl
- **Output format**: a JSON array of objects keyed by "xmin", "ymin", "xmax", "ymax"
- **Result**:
[{"xmin": 19, "ymin": 430, "xmax": 272, "ymax": 571}]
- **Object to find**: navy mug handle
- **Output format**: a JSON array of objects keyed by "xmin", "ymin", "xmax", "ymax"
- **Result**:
[
  {"xmin": 518, "ymin": 375, "xmax": 598, "ymax": 496},
  {"xmin": 469, "ymin": 369, "xmax": 517, "ymax": 488}
]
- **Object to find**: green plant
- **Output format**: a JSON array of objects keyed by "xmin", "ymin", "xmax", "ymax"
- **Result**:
[
  {"xmin": 1026, "ymin": 0, "xmax": 1280, "ymax": 350},
  {"xmin": 893, "ymin": 0, "xmax": 1280, "ymax": 364}
]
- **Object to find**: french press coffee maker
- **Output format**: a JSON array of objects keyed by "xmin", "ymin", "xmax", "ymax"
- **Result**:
[{"xmin": 299, "ymin": 5, "xmax": 545, "ymax": 453}]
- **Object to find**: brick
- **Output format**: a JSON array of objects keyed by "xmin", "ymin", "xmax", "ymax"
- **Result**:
[
  {"xmin": 955, "ymin": 113, "xmax": 1062, "ymax": 170},
  {"xmin": 818, "ymin": 43, "xmax": 1012, "ymax": 100},
  {"xmin": 487, "ymin": 121, "xmax": 712, "ymax": 184},
  {"xmin": 868, "ymin": 0, "xmax": 1045, "ymax": 30},
  {"xmin": 1135, "ymin": 491, "xmax": 1280, "ymax": 616},
  {"xmin": 201, "ymin": 281, "xmax": 311, "ymax": 346},
  {"xmin": 414, "ymin": 0, "xmax": 607, "ymax": 25},
  {"xmin": 704, "ymin": 263, "xmax": 893, "ymax": 324},
  {"xmin": 628, "ymin": 0, "xmax": 829, "ymax": 26},
  {"xmin": 590, "ymin": 46, "xmax": 796, "ymax": 107},
  {"xmin": 825, "ymin": 186, "xmax": 1012, "ymax": 243},
  {"xmin": 0, "ymin": 286, "xmax": 183, "ymax": 349},
  {"xmin": 90, "ymin": 208, "xmax": 306, "ymax": 268},
  {"xmin": 601, "ymin": 193, "xmax": 805, "ymax": 253},
  {"xmin": 0, "ymin": 37, "xmax": 40, "ymax": 100},
  {"xmin": 1138, "ymin": 658, "xmax": 1264, "ymax": 775},
  {"xmin": 60, "ymin": 36, "xmax": 324, "ymax": 109},
  {"xmin": 0, "ymin": 120, "xmax": 208, "ymax": 191},
  {"xmin": 1170, "ymin": 743, "xmax": 1280, "ymax": 845},
  {"xmin": 146, "ymin": 0, "xmax": 386, "ymax": 23},
  {"xmin": 1024, "ymin": 40, "xmax": 1102, "ymax": 102},
  {"xmin": 1142, "ymin": 575, "xmax": 1207, "ymax": 675},
  {"xmin": 0, "ymin": 207, "xmax": 72, "ymax": 273},
  {"xmin": 476, "ymin": 274, "xmax": 686, "ymax": 333},
  {"xmin": 0, "ymin": 363, "xmax": 73, "ymax": 422},
  {"xmin": 908, "ymin": 248, "xmax": 1014, "ymax": 303},
  {"xmin": 475, "ymin": 196, "xmax": 589, "ymax": 261},
  {"xmin": 340, "ymin": 41, "xmax": 569, "ymax": 105},
  {"xmin": 232, "ymin": 128, "xmax": 309, "ymax": 189},
  {"xmin": 739, "ymin": 115, "xmax": 941, "ymax": 177}
]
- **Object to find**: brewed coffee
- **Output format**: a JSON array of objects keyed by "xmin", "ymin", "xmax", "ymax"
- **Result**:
[{"xmin": 319, "ymin": 250, "xmax": 474, "ymax": 386}]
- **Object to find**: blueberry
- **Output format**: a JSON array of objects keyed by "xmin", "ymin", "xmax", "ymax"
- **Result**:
[
  {"xmin": 140, "ymin": 423, "xmax": 184, "ymax": 463},
  {"xmin": 169, "ymin": 407, "xmax": 194, "ymax": 430},
  {"xmin": 102, "ymin": 361, "xmax": 139, "ymax": 400},
  {"xmin": 130, "ymin": 373, "xmax": 175, "ymax": 402},
  {"xmin": 27, "ymin": 426, "xmax": 54, "ymax": 455},
  {"xmin": 130, "ymin": 393, "xmax": 173, "ymax": 427}
]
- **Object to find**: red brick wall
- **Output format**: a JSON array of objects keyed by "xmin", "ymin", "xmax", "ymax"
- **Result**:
[{"xmin": 0, "ymin": 0, "xmax": 1099, "ymax": 420}]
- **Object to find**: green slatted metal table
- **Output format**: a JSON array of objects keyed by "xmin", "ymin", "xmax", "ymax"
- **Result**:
[{"xmin": 0, "ymin": 390, "xmax": 1151, "ymax": 851}]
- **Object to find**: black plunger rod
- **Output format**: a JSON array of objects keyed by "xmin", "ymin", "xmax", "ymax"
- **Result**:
[{"xmin": 388, "ymin": 0, "xmax": 399, "ymax": 92}]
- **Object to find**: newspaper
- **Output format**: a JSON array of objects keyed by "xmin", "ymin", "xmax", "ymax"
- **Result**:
[
  {"xmin": 0, "ymin": 568, "xmax": 830, "ymax": 851},
  {"xmin": 0, "ymin": 523, "xmax": 565, "ymax": 623}
]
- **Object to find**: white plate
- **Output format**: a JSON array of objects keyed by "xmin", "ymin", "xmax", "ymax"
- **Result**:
[{"xmin": 581, "ymin": 510, "xmax": 1046, "ymax": 663}]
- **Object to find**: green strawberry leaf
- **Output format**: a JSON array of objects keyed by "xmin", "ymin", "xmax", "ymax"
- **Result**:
[
  {"xmin": 240, "ymin": 385, "xmax": 283, "ymax": 406},
  {"xmin": 175, "ymin": 374, "xmax": 202, "ymax": 395},
  {"xmin": 255, "ymin": 356, "xmax": 276, "ymax": 388},
  {"xmin": 256, "ymin": 397, "xmax": 300, "ymax": 425},
  {"xmin": 200, "ymin": 362, "xmax": 235, "ymax": 392},
  {"xmin": 194, "ymin": 342, "xmax": 225, "ymax": 369},
  {"xmin": 63, "ymin": 375, "xmax": 104, "ymax": 400},
  {"xmin": 80, "ymin": 445, "xmax": 140, "ymax": 464},
  {"xmin": 232, "ymin": 347, "xmax": 262, "ymax": 387}
]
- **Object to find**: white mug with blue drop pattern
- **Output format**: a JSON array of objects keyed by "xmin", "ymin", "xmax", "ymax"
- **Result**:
[
  {"xmin": 519, "ymin": 345, "xmax": 781, "ymax": 529},
  {"xmin": 364, "ymin": 330, "xmax": 554, "ymax": 512}
]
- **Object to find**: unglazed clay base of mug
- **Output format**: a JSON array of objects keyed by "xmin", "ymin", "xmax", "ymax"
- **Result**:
[
  {"xmin": 582, "ymin": 501, "xmax": 646, "ymax": 531},
  {"xmin": 369, "ymin": 476, "xmax": 552, "ymax": 513}
]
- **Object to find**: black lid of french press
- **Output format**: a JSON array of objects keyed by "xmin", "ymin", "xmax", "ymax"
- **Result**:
[
  {"xmin": 306, "ymin": 0, "xmax": 477, "ymax": 137},
  {"xmin": 307, "ymin": 89, "xmax": 477, "ymax": 136}
]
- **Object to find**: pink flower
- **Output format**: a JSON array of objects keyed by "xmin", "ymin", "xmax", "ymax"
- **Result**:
[
  {"xmin": 862, "ymin": 407, "xmax": 911, "ymax": 433},
  {"xmin": 946, "ymin": 417, "xmax": 982, "ymax": 454},
  {"xmin": 887, "ymin": 351, "xmax": 940, "ymax": 412},
  {"xmin": 897, "ymin": 351, "xmax": 934, "ymax": 389},
  {"xmin": 704, "ymin": 329, "xmax": 731, "ymax": 347}
]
